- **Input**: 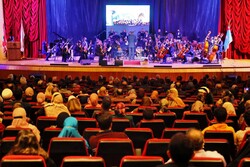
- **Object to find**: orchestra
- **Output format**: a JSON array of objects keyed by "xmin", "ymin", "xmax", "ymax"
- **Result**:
[{"xmin": 44, "ymin": 29, "xmax": 223, "ymax": 64}]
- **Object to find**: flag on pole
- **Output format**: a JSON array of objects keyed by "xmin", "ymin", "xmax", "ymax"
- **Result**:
[{"xmin": 224, "ymin": 26, "xmax": 233, "ymax": 51}]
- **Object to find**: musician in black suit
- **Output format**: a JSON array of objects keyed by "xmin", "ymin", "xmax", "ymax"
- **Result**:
[{"xmin": 62, "ymin": 44, "xmax": 70, "ymax": 62}]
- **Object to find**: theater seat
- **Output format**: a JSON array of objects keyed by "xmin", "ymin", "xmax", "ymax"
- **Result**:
[
  {"xmin": 76, "ymin": 117, "xmax": 97, "ymax": 133},
  {"xmin": 238, "ymin": 157, "xmax": 250, "ymax": 167},
  {"xmin": 36, "ymin": 116, "xmax": 57, "ymax": 132},
  {"xmin": 112, "ymin": 118, "xmax": 131, "ymax": 132},
  {"xmin": 154, "ymin": 112, "xmax": 177, "ymax": 128},
  {"xmin": 48, "ymin": 137, "xmax": 89, "ymax": 167},
  {"xmin": 119, "ymin": 155, "xmax": 164, "ymax": 167},
  {"xmin": 95, "ymin": 138, "xmax": 135, "ymax": 167},
  {"xmin": 41, "ymin": 127, "xmax": 62, "ymax": 151},
  {"xmin": 0, "ymin": 137, "xmax": 15, "ymax": 159},
  {"xmin": 190, "ymin": 157, "xmax": 224, "ymax": 167},
  {"xmin": 139, "ymin": 119, "xmax": 165, "ymax": 138},
  {"xmin": 60, "ymin": 156, "xmax": 105, "ymax": 167},
  {"xmin": 173, "ymin": 119, "xmax": 200, "ymax": 129},
  {"xmin": 3, "ymin": 127, "xmax": 30, "ymax": 138},
  {"xmin": 0, "ymin": 155, "xmax": 46, "ymax": 167},
  {"xmin": 182, "ymin": 112, "xmax": 210, "ymax": 130},
  {"xmin": 161, "ymin": 128, "xmax": 189, "ymax": 139}
]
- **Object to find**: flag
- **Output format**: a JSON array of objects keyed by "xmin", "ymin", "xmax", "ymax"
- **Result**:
[{"xmin": 224, "ymin": 26, "xmax": 233, "ymax": 51}]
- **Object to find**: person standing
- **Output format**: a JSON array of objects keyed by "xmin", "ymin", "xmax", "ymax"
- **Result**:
[{"xmin": 128, "ymin": 31, "xmax": 136, "ymax": 60}]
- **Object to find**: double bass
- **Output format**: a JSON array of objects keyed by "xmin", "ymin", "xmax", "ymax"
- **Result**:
[
  {"xmin": 203, "ymin": 31, "xmax": 211, "ymax": 58},
  {"xmin": 208, "ymin": 33, "xmax": 223, "ymax": 62}
]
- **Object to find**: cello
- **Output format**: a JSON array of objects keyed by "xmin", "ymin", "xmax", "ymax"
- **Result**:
[{"xmin": 203, "ymin": 31, "xmax": 211, "ymax": 58}]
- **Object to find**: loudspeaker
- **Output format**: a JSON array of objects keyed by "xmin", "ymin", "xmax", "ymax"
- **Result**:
[
  {"xmin": 99, "ymin": 60, "xmax": 107, "ymax": 66},
  {"xmin": 50, "ymin": 63, "xmax": 69, "ymax": 66},
  {"xmin": 115, "ymin": 60, "xmax": 123, "ymax": 66}
]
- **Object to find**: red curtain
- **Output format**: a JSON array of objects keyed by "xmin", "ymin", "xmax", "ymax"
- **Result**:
[
  {"xmin": 221, "ymin": 0, "xmax": 250, "ymax": 59},
  {"xmin": 3, "ymin": 0, "xmax": 47, "ymax": 58}
]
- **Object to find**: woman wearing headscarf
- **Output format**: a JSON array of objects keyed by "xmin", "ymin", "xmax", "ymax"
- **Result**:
[
  {"xmin": 7, "ymin": 107, "xmax": 41, "ymax": 142},
  {"xmin": 58, "ymin": 117, "xmax": 90, "ymax": 150},
  {"xmin": 164, "ymin": 88, "xmax": 185, "ymax": 108},
  {"xmin": 44, "ymin": 92, "xmax": 70, "ymax": 117}
]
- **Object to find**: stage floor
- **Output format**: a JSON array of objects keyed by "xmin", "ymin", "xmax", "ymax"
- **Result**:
[{"xmin": 0, "ymin": 57, "xmax": 250, "ymax": 80}]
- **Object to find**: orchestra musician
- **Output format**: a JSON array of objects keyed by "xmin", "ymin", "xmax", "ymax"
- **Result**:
[
  {"xmin": 95, "ymin": 39, "xmax": 105, "ymax": 63},
  {"xmin": 62, "ymin": 43, "xmax": 70, "ymax": 62},
  {"xmin": 78, "ymin": 37, "xmax": 89, "ymax": 63}
]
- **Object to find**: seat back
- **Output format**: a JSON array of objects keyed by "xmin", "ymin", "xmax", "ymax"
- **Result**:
[
  {"xmin": 0, "ymin": 155, "xmax": 46, "ymax": 167},
  {"xmin": 36, "ymin": 116, "xmax": 57, "ymax": 132},
  {"xmin": 42, "ymin": 127, "xmax": 62, "ymax": 151},
  {"xmin": 82, "ymin": 128, "xmax": 100, "ymax": 143},
  {"xmin": 204, "ymin": 130, "xmax": 236, "ymax": 158},
  {"xmin": 142, "ymin": 138, "xmax": 170, "ymax": 162},
  {"xmin": 126, "ymin": 112, "xmax": 143, "ymax": 125},
  {"xmin": 166, "ymin": 107, "xmax": 185, "ymax": 119},
  {"xmin": 95, "ymin": 138, "xmax": 135, "ymax": 167},
  {"xmin": 227, "ymin": 114, "xmax": 240, "ymax": 131},
  {"xmin": 238, "ymin": 157, "xmax": 250, "ymax": 167},
  {"xmin": 3, "ymin": 127, "xmax": 30, "ymax": 138},
  {"xmin": 139, "ymin": 119, "xmax": 165, "ymax": 138},
  {"xmin": 61, "ymin": 156, "xmax": 106, "ymax": 167},
  {"xmin": 161, "ymin": 128, "xmax": 189, "ymax": 139},
  {"xmin": 183, "ymin": 112, "xmax": 209, "ymax": 130},
  {"xmin": 76, "ymin": 118, "xmax": 97, "ymax": 133},
  {"xmin": 190, "ymin": 157, "xmax": 224, "ymax": 167},
  {"xmin": 154, "ymin": 112, "xmax": 176, "ymax": 128},
  {"xmin": 2, "ymin": 117, "xmax": 13, "ymax": 127},
  {"xmin": 0, "ymin": 137, "xmax": 15, "ymax": 159},
  {"xmin": 120, "ymin": 155, "xmax": 164, "ymax": 167},
  {"xmin": 48, "ymin": 137, "xmax": 89, "ymax": 167},
  {"xmin": 125, "ymin": 128, "xmax": 154, "ymax": 150},
  {"xmin": 84, "ymin": 107, "xmax": 101, "ymax": 118},
  {"xmin": 112, "ymin": 118, "xmax": 131, "ymax": 132},
  {"xmin": 71, "ymin": 111, "xmax": 86, "ymax": 118},
  {"xmin": 173, "ymin": 119, "xmax": 200, "ymax": 129},
  {"xmin": 204, "ymin": 138, "xmax": 231, "ymax": 164}
]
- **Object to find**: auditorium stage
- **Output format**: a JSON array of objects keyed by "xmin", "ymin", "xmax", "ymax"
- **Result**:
[{"xmin": 0, "ymin": 57, "xmax": 250, "ymax": 81}]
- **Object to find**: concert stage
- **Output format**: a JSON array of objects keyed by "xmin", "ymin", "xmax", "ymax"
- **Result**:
[{"xmin": 0, "ymin": 57, "xmax": 250, "ymax": 81}]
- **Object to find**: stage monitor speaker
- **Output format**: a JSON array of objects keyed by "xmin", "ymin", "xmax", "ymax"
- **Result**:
[
  {"xmin": 203, "ymin": 64, "xmax": 221, "ymax": 68},
  {"xmin": 50, "ymin": 63, "xmax": 69, "ymax": 66},
  {"xmin": 80, "ymin": 59, "xmax": 92, "ymax": 65},
  {"xmin": 99, "ymin": 60, "xmax": 107, "ymax": 66},
  {"xmin": 154, "ymin": 65, "xmax": 172, "ymax": 68},
  {"xmin": 115, "ymin": 60, "xmax": 123, "ymax": 66}
]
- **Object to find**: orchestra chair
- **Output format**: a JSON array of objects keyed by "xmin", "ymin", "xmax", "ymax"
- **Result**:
[
  {"xmin": 76, "ymin": 117, "xmax": 97, "ymax": 133},
  {"xmin": 41, "ymin": 127, "xmax": 62, "ymax": 151},
  {"xmin": 124, "ymin": 128, "xmax": 154, "ymax": 151},
  {"xmin": 154, "ymin": 112, "xmax": 177, "ymax": 128},
  {"xmin": 84, "ymin": 107, "xmax": 101, "ymax": 118},
  {"xmin": 119, "ymin": 155, "xmax": 164, "ymax": 167},
  {"xmin": 166, "ymin": 107, "xmax": 185, "ymax": 119},
  {"xmin": 204, "ymin": 130, "xmax": 236, "ymax": 159},
  {"xmin": 95, "ymin": 138, "xmax": 135, "ymax": 167},
  {"xmin": 60, "ymin": 156, "xmax": 106, "ymax": 167},
  {"xmin": 70, "ymin": 111, "xmax": 86, "ymax": 118},
  {"xmin": 0, "ymin": 155, "xmax": 46, "ymax": 167},
  {"xmin": 82, "ymin": 127, "xmax": 100, "ymax": 143},
  {"xmin": 182, "ymin": 112, "xmax": 210, "ymax": 130},
  {"xmin": 112, "ymin": 118, "xmax": 131, "ymax": 132},
  {"xmin": 190, "ymin": 157, "xmax": 224, "ymax": 167},
  {"xmin": 2, "ymin": 116, "xmax": 13, "ymax": 127},
  {"xmin": 142, "ymin": 138, "xmax": 170, "ymax": 162},
  {"xmin": 173, "ymin": 119, "xmax": 200, "ymax": 129},
  {"xmin": 139, "ymin": 119, "xmax": 165, "ymax": 138},
  {"xmin": 3, "ymin": 127, "xmax": 30, "ymax": 138},
  {"xmin": 48, "ymin": 137, "xmax": 89, "ymax": 167},
  {"xmin": 161, "ymin": 128, "xmax": 189, "ymax": 139},
  {"xmin": 238, "ymin": 157, "xmax": 250, "ymax": 167},
  {"xmin": 0, "ymin": 137, "xmax": 15, "ymax": 159},
  {"xmin": 204, "ymin": 138, "xmax": 231, "ymax": 164},
  {"xmin": 126, "ymin": 112, "xmax": 143, "ymax": 125},
  {"xmin": 36, "ymin": 116, "xmax": 57, "ymax": 132}
]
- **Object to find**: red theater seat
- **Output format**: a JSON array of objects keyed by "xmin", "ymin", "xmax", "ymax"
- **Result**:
[
  {"xmin": 0, "ymin": 155, "xmax": 46, "ymax": 167},
  {"xmin": 119, "ymin": 155, "xmax": 164, "ymax": 167},
  {"xmin": 60, "ymin": 156, "xmax": 106, "ymax": 167}
]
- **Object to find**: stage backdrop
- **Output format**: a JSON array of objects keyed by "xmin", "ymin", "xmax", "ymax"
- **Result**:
[{"xmin": 46, "ymin": 0, "xmax": 220, "ymax": 43}]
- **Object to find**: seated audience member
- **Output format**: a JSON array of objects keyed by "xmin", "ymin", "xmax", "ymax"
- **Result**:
[
  {"xmin": 44, "ymin": 92, "xmax": 70, "ymax": 117},
  {"xmin": 7, "ymin": 129, "xmax": 56, "ymax": 167},
  {"xmin": 164, "ymin": 88, "xmax": 185, "ymax": 108},
  {"xmin": 125, "ymin": 89, "xmax": 137, "ymax": 104},
  {"xmin": 198, "ymin": 86, "xmax": 214, "ymax": 107},
  {"xmin": 131, "ymin": 96, "xmax": 153, "ymax": 113},
  {"xmin": 222, "ymin": 96, "xmax": 236, "ymax": 115},
  {"xmin": 92, "ymin": 96, "xmax": 114, "ymax": 118},
  {"xmin": 66, "ymin": 95, "xmax": 83, "ymax": 113},
  {"xmin": 1, "ymin": 88, "xmax": 13, "ymax": 103},
  {"xmin": 236, "ymin": 110, "xmax": 250, "ymax": 151},
  {"xmin": 238, "ymin": 100, "xmax": 250, "ymax": 129},
  {"xmin": 97, "ymin": 86, "xmax": 109, "ymax": 96},
  {"xmin": 159, "ymin": 98, "xmax": 169, "ymax": 113},
  {"xmin": 137, "ymin": 108, "xmax": 154, "ymax": 127},
  {"xmin": 44, "ymin": 84, "xmax": 54, "ymax": 100},
  {"xmin": 58, "ymin": 116, "xmax": 90, "ymax": 149},
  {"xmin": 84, "ymin": 93, "xmax": 101, "ymax": 108},
  {"xmin": 215, "ymin": 90, "xmax": 233, "ymax": 107},
  {"xmin": 202, "ymin": 107, "xmax": 236, "ymax": 144},
  {"xmin": 89, "ymin": 113, "xmax": 128, "ymax": 151},
  {"xmin": 191, "ymin": 93, "xmax": 204, "ymax": 112},
  {"xmin": 36, "ymin": 92, "xmax": 47, "ymax": 105},
  {"xmin": 55, "ymin": 112, "xmax": 70, "ymax": 128},
  {"xmin": 150, "ymin": 90, "xmax": 160, "ymax": 104},
  {"xmin": 23, "ymin": 87, "xmax": 36, "ymax": 102},
  {"xmin": 113, "ymin": 102, "xmax": 135, "ymax": 127},
  {"xmin": 166, "ymin": 128, "xmax": 226, "ymax": 167},
  {"xmin": 7, "ymin": 107, "xmax": 41, "ymax": 142},
  {"xmin": 137, "ymin": 88, "xmax": 145, "ymax": 99},
  {"xmin": 156, "ymin": 133, "xmax": 194, "ymax": 167}
]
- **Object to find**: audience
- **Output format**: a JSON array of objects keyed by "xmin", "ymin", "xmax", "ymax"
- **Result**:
[
  {"xmin": 113, "ymin": 102, "xmax": 135, "ymax": 127},
  {"xmin": 236, "ymin": 110, "xmax": 250, "ymax": 151},
  {"xmin": 7, "ymin": 129, "xmax": 56, "ymax": 167}
]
